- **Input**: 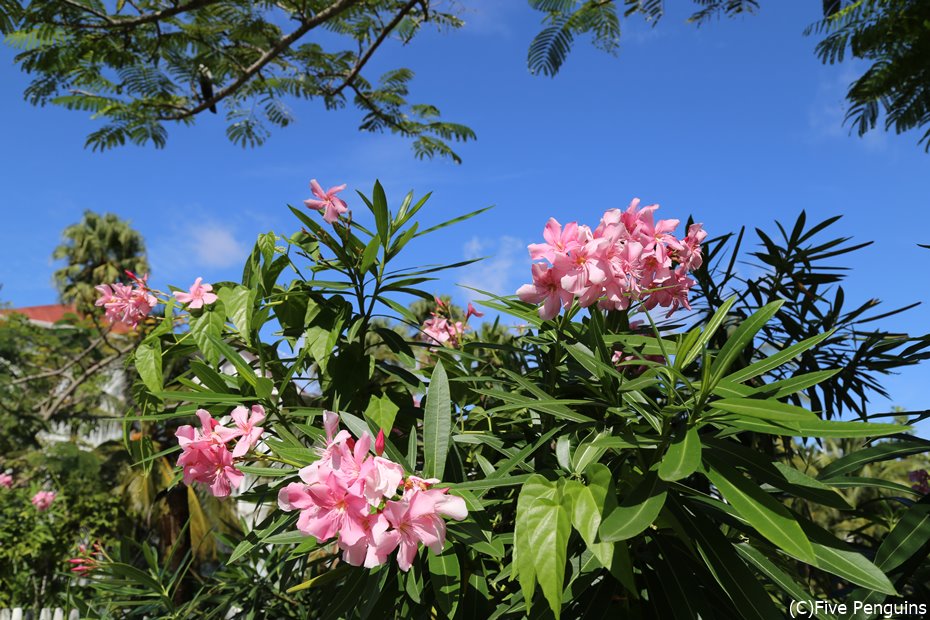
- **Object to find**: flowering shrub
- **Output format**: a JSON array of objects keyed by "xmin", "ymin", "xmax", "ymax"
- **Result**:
[
  {"xmin": 31, "ymin": 490, "xmax": 56, "ymax": 511},
  {"xmin": 0, "ymin": 473, "xmax": 11, "ymax": 488},
  {"xmin": 82, "ymin": 178, "xmax": 930, "ymax": 619},
  {"xmin": 517, "ymin": 200, "xmax": 705, "ymax": 319}
]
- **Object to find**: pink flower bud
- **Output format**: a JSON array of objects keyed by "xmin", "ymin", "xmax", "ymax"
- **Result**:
[{"xmin": 375, "ymin": 429, "xmax": 385, "ymax": 456}]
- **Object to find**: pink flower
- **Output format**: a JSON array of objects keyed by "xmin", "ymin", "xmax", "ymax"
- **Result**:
[
  {"xmin": 94, "ymin": 278, "xmax": 157, "ymax": 328},
  {"xmin": 0, "ymin": 473, "xmax": 12, "ymax": 488},
  {"xmin": 675, "ymin": 223, "xmax": 707, "ymax": 271},
  {"xmin": 359, "ymin": 456, "xmax": 405, "ymax": 505},
  {"xmin": 375, "ymin": 429, "xmax": 386, "ymax": 457},
  {"xmin": 910, "ymin": 470, "xmax": 930, "ymax": 495},
  {"xmin": 517, "ymin": 263, "xmax": 573, "ymax": 320},
  {"xmin": 382, "ymin": 487, "xmax": 466, "ymax": 572},
  {"xmin": 31, "ymin": 490, "xmax": 56, "ymax": 511},
  {"xmin": 528, "ymin": 218, "xmax": 585, "ymax": 263},
  {"xmin": 304, "ymin": 179, "xmax": 348, "ymax": 224},
  {"xmin": 175, "ymin": 408, "xmax": 245, "ymax": 497},
  {"xmin": 465, "ymin": 302, "xmax": 484, "ymax": 321},
  {"xmin": 229, "ymin": 404, "xmax": 265, "ymax": 457},
  {"xmin": 173, "ymin": 277, "xmax": 218, "ymax": 309}
]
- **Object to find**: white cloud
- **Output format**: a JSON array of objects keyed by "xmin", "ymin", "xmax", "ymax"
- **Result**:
[
  {"xmin": 190, "ymin": 226, "xmax": 249, "ymax": 268},
  {"xmin": 458, "ymin": 235, "xmax": 526, "ymax": 298},
  {"xmin": 807, "ymin": 66, "xmax": 887, "ymax": 150}
]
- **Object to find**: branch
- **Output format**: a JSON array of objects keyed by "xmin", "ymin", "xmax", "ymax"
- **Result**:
[
  {"xmin": 39, "ymin": 344, "xmax": 132, "ymax": 421},
  {"xmin": 158, "ymin": 0, "xmax": 362, "ymax": 121},
  {"xmin": 329, "ymin": 0, "xmax": 421, "ymax": 98},
  {"xmin": 61, "ymin": 0, "xmax": 223, "ymax": 29},
  {"xmin": 11, "ymin": 334, "xmax": 107, "ymax": 385}
]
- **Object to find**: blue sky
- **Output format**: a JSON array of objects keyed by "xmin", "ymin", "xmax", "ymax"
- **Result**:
[{"xmin": 1, "ymin": 1, "xmax": 928, "ymax": 427}]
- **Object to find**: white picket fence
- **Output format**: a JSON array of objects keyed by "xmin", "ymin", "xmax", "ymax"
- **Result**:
[{"xmin": 0, "ymin": 609, "xmax": 79, "ymax": 620}]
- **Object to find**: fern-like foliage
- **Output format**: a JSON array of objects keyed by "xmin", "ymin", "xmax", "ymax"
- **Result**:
[
  {"xmin": 806, "ymin": 0, "xmax": 930, "ymax": 151},
  {"xmin": 2, "ymin": 0, "xmax": 473, "ymax": 160}
]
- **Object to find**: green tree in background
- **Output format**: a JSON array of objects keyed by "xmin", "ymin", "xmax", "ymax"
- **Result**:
[
  {"xmin": 53, "ymin": 210, "xmax": 149, "ymax": 315},
  {"xmin": 3, "ymin": 0, "xmax": 928, "ymax": 156}
]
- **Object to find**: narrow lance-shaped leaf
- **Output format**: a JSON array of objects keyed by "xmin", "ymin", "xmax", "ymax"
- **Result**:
[
  {"xmin": 703, "ymin": 454, "xmax": 816, "ymax": 564},
  {"xmin": 600, "ymin": 471, "xmax": 667, "ymax": 542},
  {"xmin": 423, "ymin": 360, "xmax": 451, "ymax": 479},
  {"xmin": 659, "ymin": 425, "xmax": 701, "ymax": 482}
]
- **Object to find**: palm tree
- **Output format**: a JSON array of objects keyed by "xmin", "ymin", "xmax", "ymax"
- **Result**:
[{"xmin": 52, "ymin": 210, "xmax": 150, "ymax": 315}]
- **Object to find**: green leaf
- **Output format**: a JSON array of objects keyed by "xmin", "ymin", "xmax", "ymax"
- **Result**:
[
  {"xmin": 735, "ymin": 544, "xmax": 834, "ymax": 620},
  {"xmin": 711, "ymin": 398, "xmax": 817, "ymax": 422},
  {"xmin": 513, "ymin": 475, "xmax": 570, "ymax": 619},
  {"xmin": 413, "ymin": 205, "xmax": 492, "ymax": 238},
  {"xmin": 802, "ymin": 523, "xmax": 897, "ymax": 595},
  {"xmin": 703, "ymin": 455, "xmax": 815, "ymax": 564},
  {"xmin": 873, "ymin": 500, "xmax": 930, "ymax": 572},
  {"xmin": 718, "ymin": 416, "xmax": 907, "ymax": 438},
  {"xmin": 672, "ymin": 500, "xmax": 784, "ymax": 620},
  {"xmin": 676, "ymin": 296, "xmax": 736, "ymax": 370},
  {"xmin": 364, "ymin": 394, "xmax": 399, "ymax": 432},
  {"xmin": 710, "ymin": 300, "xmax": 784, "ymax": 382},
  {"xmin": 658, "ymin": 425, "xmax": 701, "ymax": 482},
  {"xmin": 428, "ymin": 545, "xmax": 460, "ymax": 618},
  {"xmin": 599, "ymin": 471, "xmax": 667, "ymax": 542},
  {"xmin": 218, "ymin": 286, "xmax": 256, "ymax": 346},
  {"xmin": 134, "ymin": 339, "xmax": 163, "ymax": 394},
  {"xmin": 725, "ymin": 329, "xmax": 835, "ymax": 384},
  {"xmin": 817, "ymin": 438, "xmax": 929, "ymax": 479},
  {"xmin": 423, "ymin": 361, "xmax": 451, "ymax": 480},
  {"xmin": 565, "ymin": 463, "xmax": 614, "ymax": 567},
  {"xmin": 371, "ymin": 180, "xmax": 390, "ymax": 245},
  {"xmin": 189, "ymin": 303, "xmax": 225, "ymax": 366}
]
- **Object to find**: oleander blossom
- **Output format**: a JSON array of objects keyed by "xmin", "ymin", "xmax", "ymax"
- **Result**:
[
  {"xmin": 94, "ymin": 271, "xmax": 157, "ymax": 328},
  {"xmin": 278, "ymin": 412, "xmax": 467, "ymax": 571},
  {"xmin": 173, "ymin": 277, "xmax": 218, "ymax": 309},
  {"xmin": 175, "ymin": 406, "xmax": 266, "ymax": 497},
  {"xmin": 31, "ymin": 490, "xmax": 56, "ymax": 511},
  {"xmin": 517, "ymin": 200, "xmax": 705, "ymax": 319},
  {"xmin": 419, "ymin": 298, "xmax": 484, "ymax": 348},
  {"xmin": 67, "ymin": 542, "xmax": 102, "ymax": 575},
  {"xmin": 909, "ymin": 469, "xmax": 929, "ymax": 495},
  {"xmin": 304, "ymin": 179, "xmax": 348, "ymax": 224},
  {"xmin": 0, "ymin": 473, "xmax": 11, "ymax": 488}
]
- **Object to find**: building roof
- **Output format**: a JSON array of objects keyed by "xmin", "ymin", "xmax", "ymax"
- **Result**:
[{"xmin": 0, "ymin": 304, "xmax": 134, "ymax": 334}]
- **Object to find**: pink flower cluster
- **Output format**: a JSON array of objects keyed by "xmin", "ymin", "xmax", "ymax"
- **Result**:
[
  {"xmin": 67, "ymin": 542, "xmax": 102, "ymax": 575},
  {"xmin": 909, "ymin": 469, "xmax": 929, "ymax": 495},
  {"xmin": 173, "ymin": 277, "xmax": 218, "ymax": 309},
  {"xmin": 31, "ymin": 490, "xmax": 56, "ymax": 511},
  {"xmin": 517, "ymin": 200, "xmax": 706, "ymax": 320},
  {"xmin": 94, "ymin": 271, "xmax": 157, "ymax": 328},
  {"xmin": 175, "ymin": 405, "xmax": 266, "ymax": 497},
  {"xmin": 304, "ymin": 179, "xmax": 348, "ymax": 224},
  {"xmin": 420, "ymin": 299, "xmax": 484, "ymax": 348},
  {"xmin": 278, "ymin": 412, "xmax": 467, "ymax": 571},
  {"xmin": 0, "ymin": 473, "xmax": 11, "ymax": 488}
]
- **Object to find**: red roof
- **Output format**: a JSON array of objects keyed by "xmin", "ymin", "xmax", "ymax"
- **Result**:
[{"xmin": 0, "ymin": 304, "xmax": 134, "ymax": 334}]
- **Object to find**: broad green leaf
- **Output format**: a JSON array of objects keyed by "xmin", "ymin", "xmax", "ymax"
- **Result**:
[
  {"xmin": 428, "ymin": 545, "xmax": 461, "ymax": 618},
  {"xmin": 659, "ymin": 425, "xmax": 701, "ymax": 482},
  {"xmin": 134, "ymin": 339, "xmax": 163, "ymax": 393},
  {"xmin": 703, "ymin": 455, "xmax": 815, "ymax": 564},
  {"xmin": 189, "ymin": 303, "xmax": 225, "ymax": 366},
  {"xmin": 218, "ymin": 285, "xmax": 256, "ymax": 346},
  {"xmin": 364, "ymin": 394, "xmax": 399, "ymax": 432},
  {"xmin": 565, "ymin": 463, "xmax": 614, "ymax": 567},
  {"xmin": 423, "ymin": 361, "xmax": 451, "ymax": 480},
  {"xmin": 515, "ymin": 478, "xmax": 571, "ymax": 619},
  {"xmin": 873, "ymin": 500, "xmax": 930, "ymax": 572},
  {"xmin": 600, "ymin": 471, "xmax": 667, "ymax": 542}
]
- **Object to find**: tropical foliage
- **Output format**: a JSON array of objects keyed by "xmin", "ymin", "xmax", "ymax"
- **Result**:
[
  {"xmin": 3, "ymin": 0, "xmax": 928, "ymax": 155},
  {"xmin": 64, "ymin": 180, "xmax": 930, "ymax": 618}
]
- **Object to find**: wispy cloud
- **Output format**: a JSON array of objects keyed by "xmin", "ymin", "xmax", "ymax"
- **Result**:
[
  {"xmin": 807, "ymin": 65, "xmax": 887, "ymax": 150},
  {"xmin": 150, "ymin": 216, "xmax": 249, "ymax": 284},
  {"xmin": 458, "ymin": 235, "xmax": 526, "ymax": 299}
]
